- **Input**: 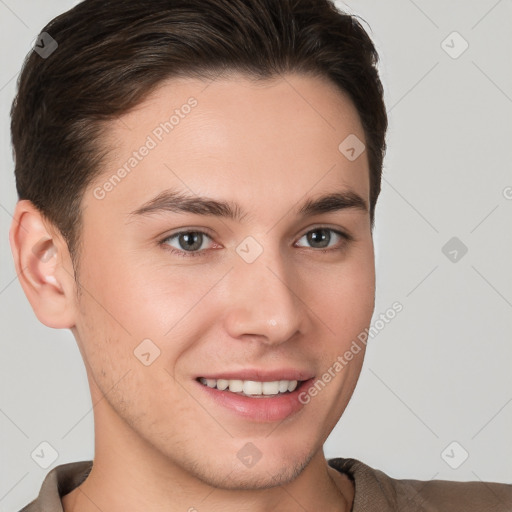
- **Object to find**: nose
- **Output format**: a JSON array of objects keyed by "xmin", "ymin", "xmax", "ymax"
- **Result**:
[{"xmin": 222, "ymin": 245, "xmax": 307, "ymax": 346}]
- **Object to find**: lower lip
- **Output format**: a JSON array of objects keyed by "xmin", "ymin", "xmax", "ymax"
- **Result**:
[{"xmin": 195, "ymin": 378, "xmax": 315, "ymax": 423}]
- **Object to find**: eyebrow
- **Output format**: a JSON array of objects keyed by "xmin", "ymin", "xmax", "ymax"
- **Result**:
[{"xmin": 127, "ymin": 188, "xmax": 368, "ymax": 222}]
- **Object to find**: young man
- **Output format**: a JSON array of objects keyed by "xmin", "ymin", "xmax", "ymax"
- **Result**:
[{"xmin": 8, "ymin": 0, "xmax": 512, "ymax": 511}]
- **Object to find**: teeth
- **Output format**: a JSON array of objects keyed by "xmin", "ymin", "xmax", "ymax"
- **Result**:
[
  {"xmin": 262, "ymin": 381, "xmax": 279, "ymax": 395},
  {"xmin": 228, "ymin": 379, "xmax": 243, "ymax": 393},
  {"xmin": 278, "ymin": 380, "xmax": 289, "ymax": 393},
  {"xmin": 287, "ymin": 380, "xmax": 298, "ymax": 392},
  {"xmin": 216, "ymin": 379, "xmax": 229, "ymax": 391},
  {"xmin": 243, "ymin": 381, "xmax": 262, "ymax": 395},
  {"xmin": 199, "ymin": 378, "xmax": 300, "ymax": 396},
  {"xmin": 205, "ymin": 379, "xmax": 217, "ymax": 388}
]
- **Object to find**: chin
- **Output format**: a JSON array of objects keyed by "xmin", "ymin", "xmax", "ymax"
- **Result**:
[
  {"xmin": 193, "ymin": 457, "xmax": 309, "ymax": 491},
  {"xmin": 206, "ymin": 438, "xmax": 315, "ymax": 490}
]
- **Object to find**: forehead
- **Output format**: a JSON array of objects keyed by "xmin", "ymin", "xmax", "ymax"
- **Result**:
[{"xmin": 88, "ymin": 73, "xmax": 369, "ymax": 222}]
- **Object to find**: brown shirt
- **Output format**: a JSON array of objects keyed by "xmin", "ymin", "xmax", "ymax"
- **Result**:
[{"xmin": 19, "ymin": 457, "xmax": 512, "ymax": 511}]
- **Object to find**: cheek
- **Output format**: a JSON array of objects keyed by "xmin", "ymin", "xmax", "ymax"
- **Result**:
[
  {"xmin": 300, "ymin": 248, "xmax": 374, "ymax": 428},
  {"xmin": 309, "ymin": 242, "xmax": 375, "ymax": 336},
  {"xmin": 76, "ymin": 232, "xmax": 188, "ymax": 336}
]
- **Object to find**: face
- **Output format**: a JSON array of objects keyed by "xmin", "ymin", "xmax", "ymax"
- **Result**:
[{"xmin": 72, "ymin": 72, "xmax": 375, "ymax": 489}]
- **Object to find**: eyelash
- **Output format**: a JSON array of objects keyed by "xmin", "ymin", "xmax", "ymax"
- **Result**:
[{"xmin": 159, "ymin": 227, "xmax": 353, "ymax": 258}]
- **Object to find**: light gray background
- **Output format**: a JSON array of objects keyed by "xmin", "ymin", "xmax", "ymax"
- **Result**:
[{"xmin": 1, "ymin": 0, "xmax": 511, "ymax": 510}]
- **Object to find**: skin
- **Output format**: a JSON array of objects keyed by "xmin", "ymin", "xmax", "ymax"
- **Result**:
[{"xmin": 10, "ymin": 72, "xmax": 375, "ymax": 512}]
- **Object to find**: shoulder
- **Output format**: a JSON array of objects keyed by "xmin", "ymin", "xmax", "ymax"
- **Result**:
[
  {"xmin": 328, "ymin": 457, "xmax": 512, "ymax": 512},
  {"xmin": 18, "ymin": 460, "xmax": 93, "ymax": 512}
]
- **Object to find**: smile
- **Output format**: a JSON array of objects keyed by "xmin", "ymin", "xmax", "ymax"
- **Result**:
[{"xmin": 198, "ymin": 377, "xmax": 301, "ymax": 397}]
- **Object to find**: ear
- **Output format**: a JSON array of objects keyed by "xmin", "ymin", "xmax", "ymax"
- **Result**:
[{"xmin": 9, "ymin": 200, "xmax": 78, "ymax": 329}]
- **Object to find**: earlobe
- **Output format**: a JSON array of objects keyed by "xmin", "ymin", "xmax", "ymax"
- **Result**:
[{"xmin": 9, "ymin": 200, "xmax": 77, "ymax": 329}]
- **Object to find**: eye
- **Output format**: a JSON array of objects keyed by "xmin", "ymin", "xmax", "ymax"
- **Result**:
[
  {"xmin": 159, "ymin": 226, "xmax": 352, "ymax": 258},
  {"xmin": 295, "ymin": 227, "xmax": 351, "ymax": 251},
  {"xmin": 160, "ymin": 230, "xmax": 215, "ymax": 257}
]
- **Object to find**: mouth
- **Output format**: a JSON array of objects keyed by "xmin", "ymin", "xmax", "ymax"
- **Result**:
[
  {"xmin": 194, "ymin": 375, "xmax": 316, "ymax": 422},
  {"xmin": 196, "ymin": 377, "xmax": 306, "ymax": 398}
]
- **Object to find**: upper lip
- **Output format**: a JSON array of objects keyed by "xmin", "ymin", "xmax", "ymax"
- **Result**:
[{"xmin": 197, "ymin": 369, "xmax": 315, "ymax": 382}]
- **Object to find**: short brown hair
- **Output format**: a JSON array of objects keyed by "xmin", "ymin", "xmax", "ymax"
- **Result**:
[{"xmin": 11, "ymin": 0, "xmax": 387, "ymax": 275}]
